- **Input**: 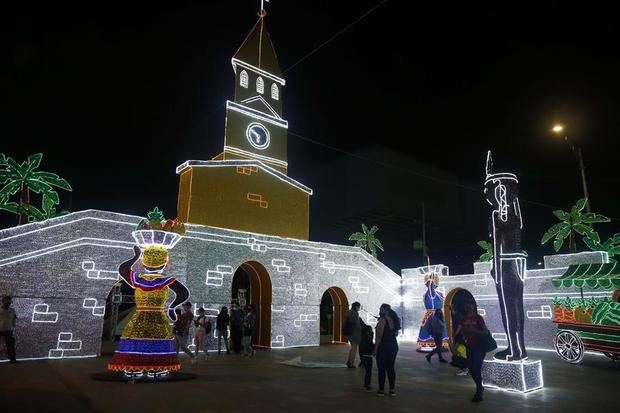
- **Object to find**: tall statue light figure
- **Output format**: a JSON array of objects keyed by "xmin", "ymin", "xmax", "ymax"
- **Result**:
[
  {"xmin": 484, "ymin": 151, "xmax": 527, "ymax": 361},
  {"xmin": 108, "ymin": 207, "xmax": 189, "ymax": 378}
]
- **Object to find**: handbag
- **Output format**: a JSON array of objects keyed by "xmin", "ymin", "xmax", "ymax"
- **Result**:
[{"xmin": 480, "ymin": 330, "xmax": 498, "ymax": 353}]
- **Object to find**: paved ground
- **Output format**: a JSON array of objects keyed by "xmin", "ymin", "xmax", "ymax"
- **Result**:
[{"xmin": 0, "ymin": 343, "xmax": 616, "ymax": 413}]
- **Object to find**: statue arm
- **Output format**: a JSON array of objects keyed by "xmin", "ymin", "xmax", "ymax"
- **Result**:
[
  {"xmin": 119, "ymin": 246, "xmax": 141, "ymax": 285},
  {"xmin": 168, "ymin": 280, "xmax": 190, "ymax": 321}
]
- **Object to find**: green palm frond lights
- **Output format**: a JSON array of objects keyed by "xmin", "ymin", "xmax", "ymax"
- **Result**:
[
  {"xmin": 0, "ymin": 153, "xmax": 73, "ymax": 224},
  {"xmin": 477, "ymin": 240, "xmax": 493, "ymax": 262},
  {"xmin": 541, "ymin": 197, "xmax": 609, "ymax": 253},
  {"xmin": 584, "ymin": 233, "xmax": 620, "ymax": 263},
  {"xmin": 349, "ymin": 223, "xmax": 384, "ymax": 258}
]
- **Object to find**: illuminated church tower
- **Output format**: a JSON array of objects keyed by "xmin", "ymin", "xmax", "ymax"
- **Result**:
[{"xmin": 176, "ymin": 7, "xmax": 312, "ymax": 240}]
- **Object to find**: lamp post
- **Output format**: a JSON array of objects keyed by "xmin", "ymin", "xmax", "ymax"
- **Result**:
[{"xmin": 552, "ymin": 124, "xmax": 592, "ymax": 213}]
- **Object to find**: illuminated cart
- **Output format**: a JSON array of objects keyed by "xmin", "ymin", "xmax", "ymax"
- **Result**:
[{"xmin": 551, "ymin": 263, "xmax": 620, "ymax": 364}]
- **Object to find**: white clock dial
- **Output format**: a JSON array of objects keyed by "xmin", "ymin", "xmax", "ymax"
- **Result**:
[{"xmin": 246, "ymin": 122, "xmax": 270, "ymax": 149}]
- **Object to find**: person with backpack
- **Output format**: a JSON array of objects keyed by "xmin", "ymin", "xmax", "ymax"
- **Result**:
[
  {"xmin": 425, "ymin": 308, "xmax": 447, "ymax": 363},
  {"xmin": 343, "ymin": 302, "xmax": 361, "ymax": 368},
  {"xmin": 455, "ymin": 303, "xmax": 492, "ymax": 403},
  {"xmin": 359, "ymin": 320, "xmax": 374, "ymax": 392},
  {"xmin": 242, "ymin": 305, "xmax": 256, "ymax": 357},
  {"xmin": 216, "ymin": 306, "xmax": 231, "ymax": 355},
  {"xmin": 374, "ymin": 303, "xmax": 400, "ymax": 397}
]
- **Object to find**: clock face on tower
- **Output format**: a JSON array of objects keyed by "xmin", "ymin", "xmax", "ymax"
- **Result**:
[{"xmin": 246, "ymin": 122, "xmax": 270, "ymax": 149}]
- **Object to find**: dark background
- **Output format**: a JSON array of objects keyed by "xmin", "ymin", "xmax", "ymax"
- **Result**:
[{"xmin": 3, "ymin": 1, "xmax": 620, "ymax": 273}]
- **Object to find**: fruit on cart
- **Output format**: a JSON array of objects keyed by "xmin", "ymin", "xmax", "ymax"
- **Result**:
[
  {"xmin": 592, "ymin": 300, "xmax": 620, "ymax": 326},
  {"xmin": 552, "ymin": 297, "xmax": 564, "ymax": 321}
]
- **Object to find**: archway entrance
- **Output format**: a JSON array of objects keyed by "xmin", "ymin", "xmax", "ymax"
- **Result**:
[
  {"xmin": 444, "ymin": 288, "xmax": 478, "ymax": 349},
  {"xmin": 231, "ymin": 261, "xmax": 272, "ymax": 348},
  {"xmin": 320, "ymin": 287, "xmax": 349, "ymax": 344}
]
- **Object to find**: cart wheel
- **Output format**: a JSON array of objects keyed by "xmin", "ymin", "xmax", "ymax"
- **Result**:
[{"xmin": 555, "ymin": 330, "xmax": 585, "ymax": 364}]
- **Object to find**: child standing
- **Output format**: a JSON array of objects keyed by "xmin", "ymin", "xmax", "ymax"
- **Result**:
[{"xmin": 359, "ymin": 321, "xmax": 374, "ymax": 391}]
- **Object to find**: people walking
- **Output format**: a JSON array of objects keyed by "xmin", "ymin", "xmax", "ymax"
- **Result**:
[
  {"xmin": 193, "ymin": 307, "xmax": 208, "ymax": 361},
  {"xmin": 230, "ymin": 303, "xmax": 243, "ymax": 354},
  {"xmin": 425, "ymin": 308, "xmax": 447, "ymax": 363},
  {"xmin": 359, "ymin": 321, "xmax": 374, "ymax": 392},
  {"xmin": 216, "ymin": 306, "xmax": 231, "ymax": 355},
  {"xmin": 374, "ymin": 303, "xmax": 400, "ymax": 397},
  {"xmin": 173, "ymin": 302, "xmax": 195, "ymax": 362},
  {"xmin": 343, "ymin": 302, "xmax": 361, "ymax": 368},
  {"xmin": 0, "ymin": 295, "xmax": 17, "ymax": 363},
  {"xmin": 455, "ymin": 303, "xmax": 489, "ymax": 403},
  {"xmin": 242, "ymin": 305, "xmax": 256, "ymax": 357}
]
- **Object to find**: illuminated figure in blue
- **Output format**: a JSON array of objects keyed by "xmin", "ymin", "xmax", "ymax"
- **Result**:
[{"xmin": 416, "ymin": 273, "xmax": 448, "ymax": 351}]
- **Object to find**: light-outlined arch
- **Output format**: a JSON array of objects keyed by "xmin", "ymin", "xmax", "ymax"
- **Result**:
[
  {"xmin": 233, "ymin": 261, "xmax": 272, "ymax": 348},
  {"xmin": 320, "ymin": 286, "xmax": 349, "ymax": 344},
  {"xmin": 444, "ymin": 287, "xmax": 478, "ymax": 351}
]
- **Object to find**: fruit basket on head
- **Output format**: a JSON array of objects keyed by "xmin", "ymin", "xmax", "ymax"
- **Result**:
[{"xmin": 132, "ymin": 207, "xmax": 187, "ymax": 251}]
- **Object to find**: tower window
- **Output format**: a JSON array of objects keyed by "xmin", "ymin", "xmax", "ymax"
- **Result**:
[
  {"xmin": 240, "ymin": 70, "xmax": 248, "ymax": 88},
  {"xmin": 256, "ymin": 76, "xmax": 264, "ymax": 94},
  {"xmin": 271, "ymin": 83, "xmax": 279, "ymax": 100}
]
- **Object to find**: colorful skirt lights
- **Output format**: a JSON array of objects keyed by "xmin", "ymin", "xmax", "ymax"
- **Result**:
[
  {"xmin": 108, "ymin": 279, "xmax": 181, "ymax": 373},
  {"xmin": 416, "ymin": 309, "xmax": 449, "ymax": 351}
]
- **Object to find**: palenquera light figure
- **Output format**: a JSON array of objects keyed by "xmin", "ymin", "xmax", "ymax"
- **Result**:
[
  {"xmin": 108, "ymin": 207, "xmax": 189, "ymax": 378},
  {"xmin": 416, "ymin": 273, "xmax": 448, "ymax": 351}
]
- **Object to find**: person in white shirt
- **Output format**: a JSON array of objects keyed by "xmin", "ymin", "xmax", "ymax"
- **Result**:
[{"xmin": 0, "ymin": 295, "xmax": 17, "ymax": 363}]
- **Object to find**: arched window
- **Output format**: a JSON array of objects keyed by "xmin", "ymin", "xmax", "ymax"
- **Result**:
[
  {"xmin": 240, "ymin": 70, "xmax": 248, "ymax": 88},
  {"xmin": 271, "ymin": 83, "xmax": 279, "ymax": 100},
  {"xmin": 256, "ymin": 76, "xmax": 264, "ymax": 94}
]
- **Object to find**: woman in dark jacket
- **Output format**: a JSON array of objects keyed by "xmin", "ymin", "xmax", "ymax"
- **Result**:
[
  {"xmin": 373, "ymin": 303, "xmax": 401, "ymax": 397},
  {"xmin": 455, "ymin": 303, "xmax": 489, "ymax": 403}
]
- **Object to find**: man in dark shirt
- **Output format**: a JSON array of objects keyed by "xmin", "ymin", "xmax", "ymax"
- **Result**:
[
  {"xmin": 173, "ymin": 302, "xmax": 195, "ymax": 362},
  {"xmin": 216, "ymin": 306, "xmax": 231, "ymax": 355},
  {"xmin": 230, "ymin": 303, "xmax": 243, "ymax": 354}
]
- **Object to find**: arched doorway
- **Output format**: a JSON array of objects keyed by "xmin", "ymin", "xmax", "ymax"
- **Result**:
[
  {"xmin": 320, "ymin": 287, "xmax": 349, "ymax": 344},
  {"xmin": 231, "ymin": 261, "xmax": 272, "ymax": 348},
  {"xmin": 444, "ymin": 288, "xmax": 478, "ymax": 350}
]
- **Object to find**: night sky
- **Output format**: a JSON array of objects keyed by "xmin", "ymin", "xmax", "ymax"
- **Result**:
[{"xmin": 3, "ymin": 1, "xmax": 620, "ymax": 272}]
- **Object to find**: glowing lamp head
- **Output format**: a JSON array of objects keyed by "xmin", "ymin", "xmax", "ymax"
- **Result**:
[
  {"xmin": 552, "ymin": 125, "xmax": 564, "ymax": 134},
  {"xmin": 141, "ymin": 246, "xmax": 169, "ymax": 268}
]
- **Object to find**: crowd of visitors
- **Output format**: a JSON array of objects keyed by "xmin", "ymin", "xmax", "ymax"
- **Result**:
[
  {"xmin": 344, "ymin": 301, "xmax": 490, "ymax": 403},
  {"xmin": 169, "ymin": 301, "xmax": 257, "ymax": 362},
  {"xmin": 1, "ymin": 292, "xmax": 491, "ymax": 403}
]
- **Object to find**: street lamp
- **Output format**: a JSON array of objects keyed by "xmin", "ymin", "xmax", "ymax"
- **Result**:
[{"xmin": 552, "ymin": 124, "xmax": 591, "ymax": 213}]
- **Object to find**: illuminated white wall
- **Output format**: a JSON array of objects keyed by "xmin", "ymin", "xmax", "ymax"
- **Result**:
[
  {"xmin": 0, "ymin": 209, "xmax": 400, "ymax": 361},
  {"xmin": 401, "ymin": 251, "xmax": 610, "ymax": 351}
]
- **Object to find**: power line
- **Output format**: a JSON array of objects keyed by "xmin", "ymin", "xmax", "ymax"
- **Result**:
[
  {"xmin": 288, "ymin": 129, "xmax": 612, "ymax": 216},
  {"xmin": 282, "ymin": 0, "xmax": 390, "ymax": 75}
]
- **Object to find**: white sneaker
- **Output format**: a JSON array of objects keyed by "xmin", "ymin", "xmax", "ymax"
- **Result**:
[{"xmin": 456, "ymin": 369, "xmax": 468, "ymax": 376}]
